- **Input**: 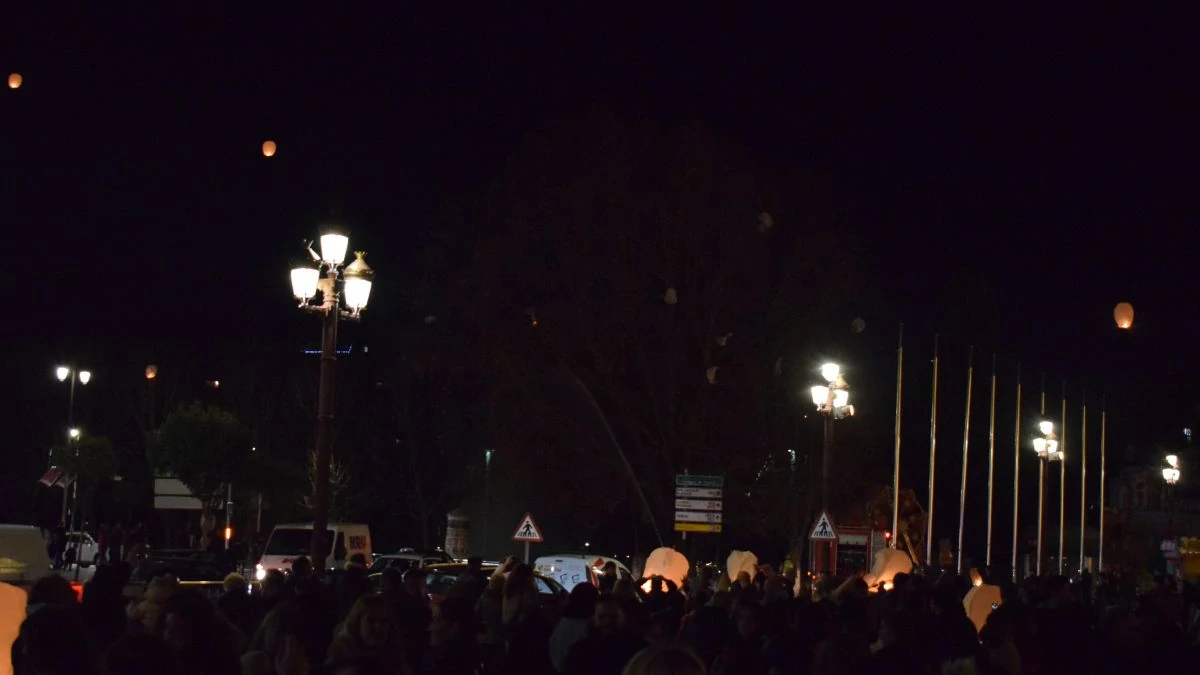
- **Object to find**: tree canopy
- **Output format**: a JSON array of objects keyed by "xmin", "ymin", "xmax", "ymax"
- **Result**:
[{"xmin": 154, "ymin": 403, "xmax": 253, "ymax": 502}]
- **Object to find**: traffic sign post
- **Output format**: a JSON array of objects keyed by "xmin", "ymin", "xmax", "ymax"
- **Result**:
[
  {"xmin": 512, "ymin": 512, "xmax": 544, "ymax": 563},
  {"xmin": 809, "ymin": 510, "xmax": 838, "ymax": 574},
  {"xmin": 674, "ymin": 475, "xmax": 724, "ymax": 539}
]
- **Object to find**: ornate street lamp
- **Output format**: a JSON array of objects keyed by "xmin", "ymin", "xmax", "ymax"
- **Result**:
[
  {"xmin": 1032, "ymin": 419, "xmax": 1061, "ymax": 575},
  {"xmin": 290, "ymin": 227, "xmax": 375, "ymax": 569},
  {"xmin": 810, "ymin": 363, "xmax": 854, "ymax": 511}
]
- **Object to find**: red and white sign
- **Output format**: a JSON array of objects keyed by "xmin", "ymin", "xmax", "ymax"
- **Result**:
[{"xmin": 512, "ymin": 512, "xmax": 544, "ymax": 543}]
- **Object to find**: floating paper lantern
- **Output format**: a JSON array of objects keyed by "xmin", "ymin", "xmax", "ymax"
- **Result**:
[
  {"xmin": 726, "ymin": 550, "xmax": 758, "ymax": 582},
  {"xmin": 863, "ymin": 548, "xmax": 913, "ymax": 591},
  {"xmin": 7, "ymin": 73, "xmax": 22, "ymax": 89},
  {"xmin": 964, "ymin": 582, "xmax": 1002, "ymax": 633},
  {"xmin": 262, "ymin": 140, "xmax": 277, "ymax": 157},
  {"xmin": 643, "ymin": 547, "xmax": 689, "ymax": 587},
  {"xmin": 1113, "ymin": 302, "xmax": 1133, "ymax": 330},
  {"xmin": 145, "ymin": 364, "xmax": 158, "ymax": 380}
]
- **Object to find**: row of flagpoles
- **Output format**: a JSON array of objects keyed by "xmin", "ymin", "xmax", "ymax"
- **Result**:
[{"xmin": 888, "ymin": 326, "xmax": 1109, "ymax": 579}]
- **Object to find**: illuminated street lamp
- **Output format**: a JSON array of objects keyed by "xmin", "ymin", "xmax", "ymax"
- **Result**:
[
  {"xmin": 1032, "ymin": 419, "xmax": 1061, "ymax": 575},
  {"xmin": 53, "ymin": 365, "xmax": 91, "ymax": 526},
  {"xmin": 290, "ymin": 227, "xmax": 375, "ymax": 569},
  {"xmin": 810, "ymin": 363, "xmax": 854, "ymax": 510}
]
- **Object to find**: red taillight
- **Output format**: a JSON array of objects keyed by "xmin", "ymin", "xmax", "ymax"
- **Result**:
[{"xmin": 70, "ymin": 582, "xmax": 83, "ymax": 603}]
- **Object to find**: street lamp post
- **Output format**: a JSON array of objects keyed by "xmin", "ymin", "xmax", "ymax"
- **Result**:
[
  {"xmin": 1163, "ymin": 454, "xmax": 1181, "ymax": 528},
  {"xmin": 54, "ymin": 366, "xmax": 91, "ymax": 526},
  {"xmin": 1032, "ymin": 419, "xmax": 1062, "ymax": 575},
  {"xmin": 484, "ymin": 448, "xmax": 494, "ymax": 557},
  {"xmin": 810, "ymin": 363, "xmax": 855, "ymax": 511},
  {"xmin": 290, "ymin": 229, "xmax": 375, "ymax": 570}
]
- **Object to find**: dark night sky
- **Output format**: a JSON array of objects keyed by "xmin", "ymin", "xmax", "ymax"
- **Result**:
[{"xmin": 4, "ymin": 5, "xmax": 1200, "ymax": 548}]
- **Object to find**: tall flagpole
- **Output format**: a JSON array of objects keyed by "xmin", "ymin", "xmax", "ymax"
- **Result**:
[
  {"xmin": 1037, "ymin": 375, "xmax": 1046, "ymax": 576},
  {"xmin": 1059, "ymin": 381, "xmax": 1067, "ymax": 575},
  {"xmin": 892, "ymin": 325, "xmax": 904, "ymax": 548},
  {"xmin": 926, "ymin": 335, "xmax": 940, "ymax": 568},
  {"xmin": 1079, "ymin": 389, "xmax": 1087, "ymax": 574},
  {"xmin": 1011, "ymin": 365, "xmax": 1022, "ymax": 582},
  {"xmin": 986, "ymin": 354, "xmax": 997, "ymax": 569},
  {"xmin": 1099, "ymin": 397, "xmax": 1107, "ymax": 573},
  {"xmin": 956, "ymin": 347, "xmax": 975, "ymax": 575}
]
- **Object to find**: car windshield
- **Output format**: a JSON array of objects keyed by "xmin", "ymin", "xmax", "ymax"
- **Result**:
[
  {"xmin": 265, "ymin": 529, "xmax": 329, "ymax": 556},
  {"xmin": 370, "ymin": 557, "xmax": 415, "ymax": 574}
]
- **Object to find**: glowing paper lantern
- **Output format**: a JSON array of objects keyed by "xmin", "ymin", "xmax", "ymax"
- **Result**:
[
  {"xmin": 862, "ymin": 548, "xmax": 913, "ymax": 591},
  {"xmin": 726, "ymin": 550, "xmax": 759, "ymax": 582},
  {"xmin": 7, "ymin": 73, "xmax": 21, "ymax": 89},
  {"xmin": 963, "ymin": 583, "xmax": 1002, "ymax": 633},
  {"xmin": 643, "ymin": 547, "xmax": 689, "ymax": 587},
  {"xmin": 145, "ymin": 364, "xmax": 158, "ymax": 380},
  {"xmin": 262, "ymin": 140, "xmax": 277, "ymax": 157},
  {"xmin": 1114, "ymin": 302, "xmax": 1133, "ymax": 330},
  {"xmin": 0, "ymin": 580, "xmax": 26, "ymax": 675}
]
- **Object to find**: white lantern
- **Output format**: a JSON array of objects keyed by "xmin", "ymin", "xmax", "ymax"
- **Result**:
[
  {"xmin": 726, "ymin": 550, "xmax": 759, "ymax": 582},
  {"xmin": 811, "ymin": 385, "xmax": 829, "ymax": 406},
  {"xmin": 319, "ymin": 232, "xmax": 349, "ymax": 265},
  {"xmin": 1038, "ymin": 420, "xmax": 1055, "ymax": 435},
  {"xmin": 863, "ymin": 548, "xmax": 913, "ymax": 591},
  {"xmin": 78, "ymin": 371, "xmax": 91, "ymax": 385},
  {"xmin": 291, "ymin": 267, "xmax": 320, "ymax": 301},
  {"xmin": 643, "ymin": 547, "xmax": 689, "ymax": 588},
  {"xmin": 1033, "ymin": 438, "xmax": 1047, "ymax": 455},
  {"xmin": 1166, "ymin": 454, "xmax": 1179, "ymax": 469},
  {"xmin": 55, "ymin": 366, "xmax": 70, "ymax": 382},
  {"xmin": 1114, "ymin": 302, "xmax": 1134, "ymax": 330}
]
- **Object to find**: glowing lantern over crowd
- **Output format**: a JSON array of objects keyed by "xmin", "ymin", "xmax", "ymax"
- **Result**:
[
  {"xmin": 863, "ymin": 548, "xmax": 913, "ymax": 591},
  {"xmin": 726, "ymin": 550, "xmax": 759, "ymax": 582},
  {"xmin": 1114, "ymin": 302, "xmax": 1134, "ymax": 330},
  {"xmin": 7, "ymin": 73, "xmax": 22, "ymax": 89},
  {"xmin": 262, "ymin": 140, "xmax": 277, "ymax": 157},
  {"xmin": 145, "ymin": 364, "xmax": 158, "ymax": 380},
  {"xmin": 964, "ymin": 581, "xmax": 1002, "ymax": 633},
  {"xmin": 642, "ymin": 547, "xmax": 689, "ymax": 588}
]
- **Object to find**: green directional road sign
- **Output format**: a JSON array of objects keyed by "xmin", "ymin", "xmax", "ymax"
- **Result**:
[{"xmin": 675, "ymin": 474, "xmax": 724, "ymax": 488}]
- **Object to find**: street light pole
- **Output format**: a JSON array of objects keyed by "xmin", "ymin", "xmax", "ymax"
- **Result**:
[
  {"xmin": 484, "ymin": 448, "xmax": 493, "ymax": 558},
  {"xmin": 55, "ymin": 366, "xmax": 91, "ymax": 527},
  {"xmin": 810, "ymin": 363, "xmax": 854, "ymax": 512},
  {"xmin": 291, "ymin": 230, "xmax": 374, "ymax": 571}
]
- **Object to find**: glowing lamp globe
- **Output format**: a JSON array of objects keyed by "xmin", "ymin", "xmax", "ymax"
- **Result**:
[
  {"xmin": 811, "ymin": 385, "xmax": 829, "ymax": 406},
  {"xmin": 262, "ymin": 140, "xmax": 277, "ymax": 157},
  {"xmin": 342, "ymin": 252, "xmax": 374, "ymax": 311},
  {"xmin": 820, "ymin": 363, "xmax": 841, "ymax": 383},
  {"xmin": 78, "ymin": 370, "xmax": 91, "ymax": 385},
  {"xmin": 1033, "ymin": 437, "xmax": 1047, "ymax": 455},
  {"xmin": 1114, "ymin": 302, "xmax": 1134, "ymax": 330},
  {"xmin": 319, "ymin": 232, "xmax": 349, "ymax": 265},
  {"xmin": 1166, "ymin": 454, "xmax": 1179, "ymax": 469},
  {"xmin": 1038, "ymin": 420, "xmax": 1054, "ymax": 435},
  {"xmin": 7, "ymin": 73, "xmax": 21, "ymax": 89},
  {"xmin": 833, "ymin": 389, "xmax": 850, "ymax": 408},
  {"xmin": 291, "ymin": 267, "xmax": 320, "ymax": 300},
  {"xmin": 55, "ymin": 366, "xmax": 70, "ymax": 382}
]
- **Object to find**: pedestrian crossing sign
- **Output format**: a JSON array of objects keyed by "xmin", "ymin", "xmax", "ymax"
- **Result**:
[
  {"xmin": 809, "ymin": 511, "xmax": 837, "ymax": 541},
  {"xmin": 512, "ymin": 512, "xmax": 544, "ymax": 543}
]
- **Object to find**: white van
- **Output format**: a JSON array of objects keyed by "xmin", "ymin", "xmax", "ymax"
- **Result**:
[
  {"xmin": 534, "ymin": 553, "xmax": 633, "ymax": 590},
  {"xmin": 255, "ymin": 522, "xmax": 371, "ymax": 580},
  {"xmin": 0, "ymin": 525, "xmax": 52, "ymax": 584}
]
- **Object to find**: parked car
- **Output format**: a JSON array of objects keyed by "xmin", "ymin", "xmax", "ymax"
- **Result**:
[
  {"xmin": 65, "ymin": 531, "xmax": 101, "ymax": 567},
  {"xmin": 369, "ymin": 549, "xmax": 453, "ymax": 575},
  {"xmin": 255, "ymin": 522, "xmax": 372, "ymax": 580}
]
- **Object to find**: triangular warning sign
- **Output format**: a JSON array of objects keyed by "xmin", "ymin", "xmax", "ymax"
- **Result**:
[
  {"xmin": 512, "ymin": 512, "xmax": 544, "ymax": 543},
  {"xmin": 809, "ymin": 511, "xmax": 837, "ymax": 540}
]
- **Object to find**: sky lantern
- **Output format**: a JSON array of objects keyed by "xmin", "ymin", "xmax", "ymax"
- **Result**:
[
  {"xmin": 726, "ymin": 550, "xmax": 758, "ymax": 582},
  {"xmin": 642, "ymin": 547, "xmax": 689, "ymax": 588},
  {"xmin": 7, "ymin": 73, "xmax": 22, "ymax": 89},
  {"xmin": 1113, "ymin": 302, "xmax": 1134, "ymax": 330},
  {"xmin": 262, "ymin": 140, "xmax": 277, "ymax": 157}
]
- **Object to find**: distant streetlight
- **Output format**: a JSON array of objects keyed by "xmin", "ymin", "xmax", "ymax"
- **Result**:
[
  {"xmin": 290, "ymin": 227, "xmax": 375, "ymax": 569},
  {"xmin": 810, "ymin": 362, "xmax": 854, "ymax": 510},
  {"xmin": 53, "ymin": 365, "xmax": 91, "ymax": 526},
  {"xmin": 1032, "ymin": 419, "xmax": 1061, "ymax": 574}
]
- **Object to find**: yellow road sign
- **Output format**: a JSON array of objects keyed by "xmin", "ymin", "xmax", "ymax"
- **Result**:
[{"xmin": 674, "ymin": 522, "xmax": 723, "ymax": 533}]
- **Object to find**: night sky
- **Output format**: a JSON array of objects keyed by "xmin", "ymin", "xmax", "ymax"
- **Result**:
[{"xmin": 4, "ymin": 5, "xmax": 1199, "ymax": 552}]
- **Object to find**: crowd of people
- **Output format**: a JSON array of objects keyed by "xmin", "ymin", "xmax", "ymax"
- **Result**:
[{"xmin": 8, "ymin": 551, "xmax": 1200, "ymax": 675}]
